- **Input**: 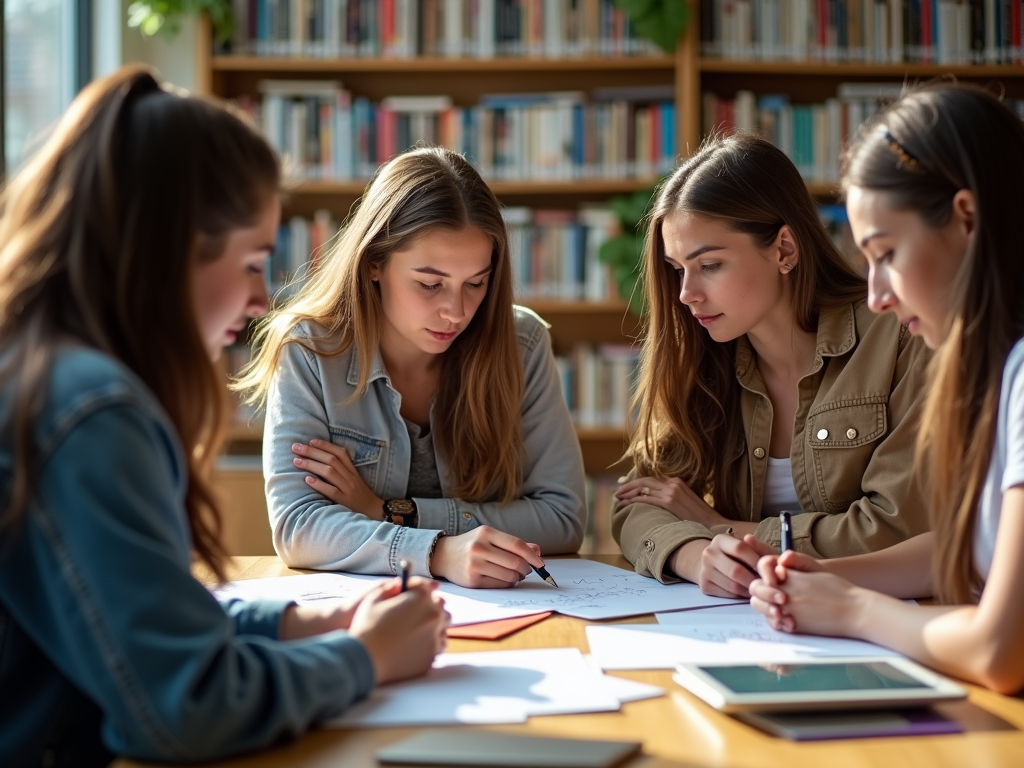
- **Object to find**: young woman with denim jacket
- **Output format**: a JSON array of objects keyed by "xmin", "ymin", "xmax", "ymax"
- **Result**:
[
  {"xmin": 612, "ymin": 135, "xmax": 932, "ymax": 599},
  {"xmin": 0, "ymin": 68, "xmax": 448, "ymax": 767},
  {"xmin": 239, "ymin": 146, "xmax": 585, "ymax": 589},
  {"xmin": 750, "ymin": 84, "xmax": 1024, "ymax": 694}
]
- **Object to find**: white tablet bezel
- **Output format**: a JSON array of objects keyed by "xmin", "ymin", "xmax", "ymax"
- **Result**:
[{"xmin": 672, "ymin": 656, "xmax": 967, "ymax": 713}]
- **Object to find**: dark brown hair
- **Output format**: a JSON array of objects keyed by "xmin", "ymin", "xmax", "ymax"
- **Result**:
[
  {"xmin": 239, "ymin": 146, "xmax": 524, "ymax": 502},
  {"xmin": 0, "ymin": 66, "xmax": 281, "ymax": 579},
  {"xmin": 632, "ymin": 134, "xmax": 866, "ymax": 515},
  {"xmin": 843, "ymin": 83, "xmax": 1024, "ymax": 604}
]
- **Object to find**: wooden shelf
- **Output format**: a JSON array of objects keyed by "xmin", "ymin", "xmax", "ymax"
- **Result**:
[
  {"xmin": 213, "ymin": 55, "xmax": 675, "ymax": 73},
  {"xmin": 700, "ymin": 59, "xmax": 1024, "ymax": 77},
  {"xmin": 519, "ymin": 299, "xmax": 632, "ymax": 315},
  {"xmin": 287, "ymin": 179, "xmax": 662, "ymax": 196}
]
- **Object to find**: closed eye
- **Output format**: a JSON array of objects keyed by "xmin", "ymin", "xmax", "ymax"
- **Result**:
[
  {"xmin": 467, "ymin": 280, "xmax": 487, "ymax": 289},
  {"xmin": 418, "ymin": 282, "xmax": 443, "ymax": 291}
]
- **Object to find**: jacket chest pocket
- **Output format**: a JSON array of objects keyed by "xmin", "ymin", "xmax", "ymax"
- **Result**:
[
  {"xmin": 328, "ymin": 426, "xmax": 386, "ymax": 492},
  {"xmin": 806, "ymin": 399, "xmax": 887, "ymax": 511}
]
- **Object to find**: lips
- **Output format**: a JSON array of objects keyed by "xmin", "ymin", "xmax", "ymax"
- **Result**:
[
  {"xmin": 428, "ymin": 329, "xmax": 457, "ymax": 341},
  {"xmin": 693, "ymin": 314, "xmax": 722, "ymax": 326}
]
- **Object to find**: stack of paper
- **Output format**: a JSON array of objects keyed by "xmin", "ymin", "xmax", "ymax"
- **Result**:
[
  {"xmin": 586, "ymin": 605, "xmax": 901, "ymax": 670},
  {"xmin": 328, "ymin": 648, "xmax": 663, "ymax": 727}
]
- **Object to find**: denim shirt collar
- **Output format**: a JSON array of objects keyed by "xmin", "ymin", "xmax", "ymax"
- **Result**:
[{"xmin": 734, "ymin": 302, "xmax": 857, "ymax": 388}]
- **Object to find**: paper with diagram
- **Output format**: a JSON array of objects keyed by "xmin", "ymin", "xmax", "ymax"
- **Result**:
[
  {"xmin": 436, "ymin": 558, "xmax": 741, "ymax": 620},
  {"xmin": 327, "ymin": 647, "xmax": 621, "ymax": 727},
  {"xmin": 586, "ymin": 607, "xmax": 900, "ymax": 669}
]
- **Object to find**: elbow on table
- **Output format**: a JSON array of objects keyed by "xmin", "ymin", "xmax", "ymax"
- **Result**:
[{"xmin": 970, "ymin": 644, "xmax": 1024, "ymax": 695}]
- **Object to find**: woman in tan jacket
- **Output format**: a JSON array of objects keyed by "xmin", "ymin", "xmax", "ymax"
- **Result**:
[{"xmin": 612, "ymin": 134, "xmax": 931, "ymax": 599}]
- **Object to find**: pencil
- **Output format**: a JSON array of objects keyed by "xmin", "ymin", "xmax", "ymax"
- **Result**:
[{"xmin": 532, "ymin": 563, "xmax": 559, "ymax": 588}]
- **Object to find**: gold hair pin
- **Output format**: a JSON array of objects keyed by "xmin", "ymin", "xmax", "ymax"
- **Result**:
[{"xmin": 883, "ymin": 130, "xmax": 921, "ymax": 171}]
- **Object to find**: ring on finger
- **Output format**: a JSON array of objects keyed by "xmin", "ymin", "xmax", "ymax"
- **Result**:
[{"xmin": 641, "ymin": 486, "xmax": 650, "ymax": 496}]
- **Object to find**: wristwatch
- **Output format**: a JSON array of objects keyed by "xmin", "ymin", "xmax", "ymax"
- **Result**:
[{"xmin": 382, "ymin": 498, "xmax": 418, "ymax": 527}]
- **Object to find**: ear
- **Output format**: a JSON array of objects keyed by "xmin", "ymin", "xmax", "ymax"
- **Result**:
[
  {"xmin": 369, "ymin": 263, "xmax": 381, "ymax": 282},
  {"xmin": 951, "ymin": 189, "xmax": 975, "ymax": 238},
  {"xmin": 775, "ymin": 225, "xmax": 799, "ymax": 274}
]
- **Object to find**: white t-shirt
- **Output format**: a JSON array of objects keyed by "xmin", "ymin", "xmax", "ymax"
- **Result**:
[
  {"xmin": 973, "ymin": 338, "xmax": 1024, "ymax": 579},
  {"xmin": 762, "ymin": 456, "xmax": 800, "ymax": 517}
]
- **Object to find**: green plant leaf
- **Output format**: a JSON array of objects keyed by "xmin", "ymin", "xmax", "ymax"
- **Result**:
[
  {"xmin": 610, "ymin": 0, "xmax": 689, "ymax": 52},
  {"xmin": 127, "ymin": 0, "xmax": 234, "ymax": 44}
]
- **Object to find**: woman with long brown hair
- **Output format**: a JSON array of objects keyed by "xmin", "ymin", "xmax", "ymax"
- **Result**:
[
  {"xmin": 751, "ymin": 83, "xmax": 1024, "ymax": 693},
  {"xmin": 0, "ymin": 67, "xmax": 448, "ymax": 766},
  {"xmin": 239, "ymin": 146, "xmax": 585, "ymax": 589},
  {"xmin": 613, "ymin": 134, "xmax": 931, "ymax": 598}
]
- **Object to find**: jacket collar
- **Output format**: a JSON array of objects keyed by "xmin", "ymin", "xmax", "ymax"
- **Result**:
[
  {"xmin": 346, "ymin": 343, "xmax": 390, "ymax": 387},
  {"xmin": 734, "ymin": 302, "xmax": 858, "ymax": 386}
]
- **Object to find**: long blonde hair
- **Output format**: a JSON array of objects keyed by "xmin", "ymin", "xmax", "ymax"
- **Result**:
[
  {"xmin": 631, "ymin": 134, "xmax": 866, "ymax": 516},
  {"xmin": 0, "ymin": 67, "xmax": 281, "ymax": 580},
  {"xmin": 238, "ymin": 146, "xmax": 523, "ymax": 501},
  {"xmin": 843, "ymin": 84, "xmax": 1024, "ymax": 604}
]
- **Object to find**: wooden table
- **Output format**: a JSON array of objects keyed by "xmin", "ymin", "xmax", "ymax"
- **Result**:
[{"xmin": 116, "ymin": 555, "xmax": 1024, "ymax": 768}]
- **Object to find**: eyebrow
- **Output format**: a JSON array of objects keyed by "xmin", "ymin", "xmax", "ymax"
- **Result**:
[
  {"xmin": 663, "ymin": 245, "xmax": 725, "ymax": 264},
  {"xmin": 412, "ymin": 265, "xmax": 493, "ymax": 278},
  {"xmin": 859, "ymin": 232, "xmax": 887, "ymax": 249}
]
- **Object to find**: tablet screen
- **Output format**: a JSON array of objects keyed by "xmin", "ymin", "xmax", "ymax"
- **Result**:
[{"xmin": 702, "ymin": 662, "xmax": 930, "ymax": 694}]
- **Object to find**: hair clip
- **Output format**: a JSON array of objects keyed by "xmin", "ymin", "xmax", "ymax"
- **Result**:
[{"xmin": 882, "ymin": 130, "xmax": 922, "ymax": 171}]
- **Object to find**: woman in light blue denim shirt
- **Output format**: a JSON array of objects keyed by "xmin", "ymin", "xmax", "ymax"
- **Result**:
[
  {"xmin": 0, "ymin": 68, "xmax": 447, "ymax": 767},
  {"xmin": 240, "ymin": 147, "xmax": 587, "ymax": 589}
]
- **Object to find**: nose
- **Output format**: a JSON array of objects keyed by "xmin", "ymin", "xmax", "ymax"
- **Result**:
[
  {"xmin": 677, "ymin": 269, "xmax": 702, "ymax": 306},
  {"xmin": 249, "ymin": 272, "xmax": 270, "ymax": 319},
  {"xmin": 866, "ymin": 265, "xmax": 896, "ymax": 314},
  {"xmin": 440, "ymin": 286, "xmax": 466, "ymax": 324}
]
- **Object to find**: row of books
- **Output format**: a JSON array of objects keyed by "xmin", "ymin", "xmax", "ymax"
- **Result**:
[
  {"xmin": 238, "ymin": 81, "xmax": 677, "ymax": 182},
  {"xmin": 228, "ymin": 0, "xmax": 662, "ymax": 58},
  {"xmin": 269, "ymin": 210, "xmax": 341, "ymax": 295},
  {"xmin": 704, "ymin": 83, "xmax": 1024, "ymax": 183},
  {"xmin": 700, "ymin": 0, "xmax": 1024, "ymax": 64},
  {"xmin": 504, "ymin": 206, "xmax": 620, "ymax": 301},
  {"xmin": 555, "ymin": 343, "xmax": 640, "ymax": 429}
]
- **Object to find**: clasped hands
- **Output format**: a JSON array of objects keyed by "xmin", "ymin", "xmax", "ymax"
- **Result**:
[
  {"xmin": 291, "ymin": 439, "xmax": 545, "ymax": 590},
  {"xmin": 616, "ymin": 476, "xmax": 772, "ymax": 599}
]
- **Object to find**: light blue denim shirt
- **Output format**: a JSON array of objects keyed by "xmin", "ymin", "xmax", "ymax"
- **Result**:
[
  {"xmin": 0, "ymin": 347, "xmax": 375, "ymax": 766},
  {"xmin": 264, "ymin": 306, "xmax": 587, "ymax": 577}
]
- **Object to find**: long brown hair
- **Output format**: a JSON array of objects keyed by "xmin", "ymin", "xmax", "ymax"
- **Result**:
[
  {"xmin": 0, "ymin": 66, "xmax": 281, "ymax": 580},
  {"xmin": 843, "ymin": 84, "xmax": 1024, "ymax": 604},
  {"xmin": 632, "ymin": 134, "xmax": 866, "ymax": 516},
  {"xmin": 239, "ymin": 146, "xmax": 523, "ymax": 502}
]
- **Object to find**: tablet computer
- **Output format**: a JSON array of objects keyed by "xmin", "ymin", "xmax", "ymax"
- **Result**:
[{"xmin": 673, "ymin": 657, "xmax": 967, "ymax": 713}]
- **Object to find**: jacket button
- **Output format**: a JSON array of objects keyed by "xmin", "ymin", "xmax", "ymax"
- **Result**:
[
  {"xmin": 644, "ymin": 539, "xmax": 655, "ymax": 552},
  {"xmin": 846, "ymin": 428, "xmax": 858, "ymax": 439},
  {"xmin": 817, "ymin": 428, "xmax": 829, "ymax": 440},
  {"xmin": 753, "ymin": 447, "xmax": 765, "ymax": 459},
  {"xmin": 462, "ymin": 512, "xmax": 472, "ymax": 520}
]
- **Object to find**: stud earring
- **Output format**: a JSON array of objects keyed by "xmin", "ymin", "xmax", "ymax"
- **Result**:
[{"xmin": 781, "ymin": 262, "xmax": 794, "ymax": 274}]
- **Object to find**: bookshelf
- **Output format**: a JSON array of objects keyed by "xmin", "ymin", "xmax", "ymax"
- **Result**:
[{"xmin": 197, "ymin": 1, "xmax": 1024, "ymax": 554}]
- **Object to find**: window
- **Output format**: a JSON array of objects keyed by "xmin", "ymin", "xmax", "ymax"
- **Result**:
[{"xmin": 2, "ymin": 0, "xmax": 91, "ymax": 176}]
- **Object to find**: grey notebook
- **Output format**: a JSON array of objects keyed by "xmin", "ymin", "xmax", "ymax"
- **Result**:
[{"xmin": 376, "ymin": 730, "xmax": 642, "ymax": 768}]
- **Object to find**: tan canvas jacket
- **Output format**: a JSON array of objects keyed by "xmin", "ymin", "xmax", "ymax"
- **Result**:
[{"xmin": 613, "ymin": 302, "xmax": 932, "ymax": 583}]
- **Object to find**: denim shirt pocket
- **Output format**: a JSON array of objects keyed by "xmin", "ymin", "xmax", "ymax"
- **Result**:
[
  {"xmin": 328, "ymin": 426, "xmax": 386, "ymax": 493},
  {"xmin": 806, "ymin": 397, "xmax": 888, "ymax": 511}
]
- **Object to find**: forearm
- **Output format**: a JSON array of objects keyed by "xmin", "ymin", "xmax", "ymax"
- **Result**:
[{"xmin": 824, "ymin": 532, "xmax": 934, "ymax": 598}]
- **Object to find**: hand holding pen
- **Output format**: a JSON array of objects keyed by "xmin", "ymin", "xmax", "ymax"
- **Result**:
[{"xmin": 428, "ymin": 525, "xmax": 557, "ymax": 589}]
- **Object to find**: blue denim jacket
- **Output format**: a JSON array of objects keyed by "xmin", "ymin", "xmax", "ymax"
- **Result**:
[
  {"xmin": 0, "ymin": 347, "xmax": 375, "ymax": 767},
  {"xmin": 264, "ymin": 306, "xmax": 587, "ymax": 577}
]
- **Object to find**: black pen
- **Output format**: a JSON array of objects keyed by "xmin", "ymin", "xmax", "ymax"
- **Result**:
[
  {"xmin": 399, "ymin": 559, "xmax": 410, "ymax": 592},
  {"xmin": 779, "ymin": 511, "xmax": 794, "ymax": 554},
  {"xmin": 532, "ymin": 562, "xmax": 559, "ymax": 588}
]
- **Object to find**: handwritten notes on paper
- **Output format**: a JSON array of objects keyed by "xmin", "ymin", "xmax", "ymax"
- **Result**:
[
  {"xmin": 436, "ymin": 559, "xmax": 741, "ymax": 620},
  {"xmin": 586, "ymin": 605, "xmax": 900, "ymax": 670},
  {"xmin": 212, "ymin": 572, "xmax": 549, "ymax": 627}
]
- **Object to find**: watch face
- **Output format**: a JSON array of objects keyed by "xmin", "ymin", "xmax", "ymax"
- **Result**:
[{"xmin": 388, "ymin": 499, "xmax": 416, "ymax": 514}]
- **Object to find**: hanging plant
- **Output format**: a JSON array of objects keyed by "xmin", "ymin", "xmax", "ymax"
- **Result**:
[
  {"xmin": 610, "ymin": 0, "xmax": 690, "ymax": 53},
  {"xmin": 598, "ymin": 182, "xmax": 661, "ymax": 316},
  {"xmin": 127, "ymin": 0, "xmax": 234, "ymax": 44}
]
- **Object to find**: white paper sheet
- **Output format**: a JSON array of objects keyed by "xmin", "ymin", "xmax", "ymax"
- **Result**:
[
  {"xmin": 212, "ymin": 572, "xmax": 549, "ymax": 627},
  {"xmin": 583, "ymin": 655, "xmax": 666, "ymax": 703},
  {"xmin": 327, "ymin": 648, "xmax": 621, "ymax": 727},
  {"xmin": 587, "ymin": 609, "xmax": 901, "ymax": 670},
  {"xmin": 436, "ymin": 559, "xmax": 741, "ymax": 620}
]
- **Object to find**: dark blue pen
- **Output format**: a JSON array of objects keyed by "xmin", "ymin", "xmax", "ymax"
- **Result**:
[
  {"xmin": 399, "ymin": 559, "xmax": 410, "ymax": 592},
  {"xmin": 779, "ymin": 511, "xmax": 794, "ymax": 553},
  {"xmin": 532, "ymin": 563, "xmax": 559, "ymax": 588}
]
